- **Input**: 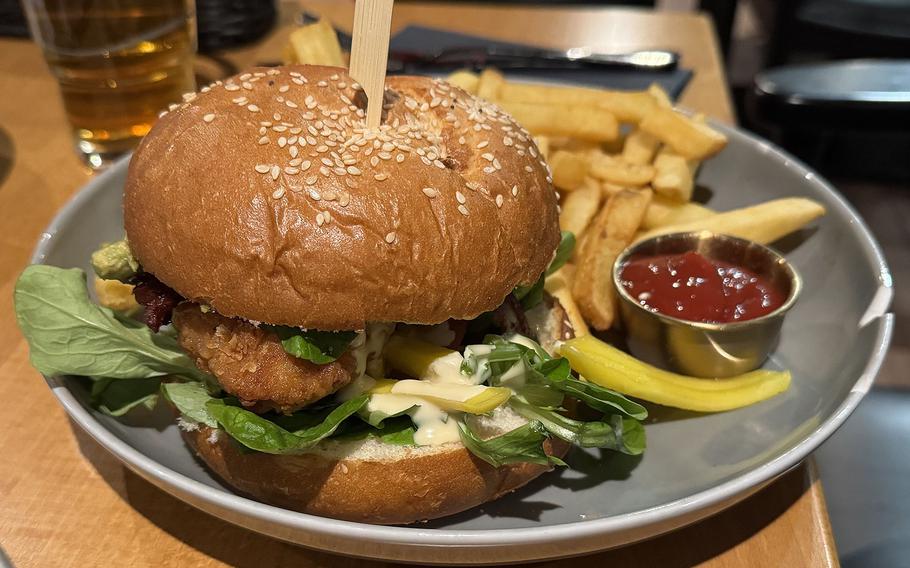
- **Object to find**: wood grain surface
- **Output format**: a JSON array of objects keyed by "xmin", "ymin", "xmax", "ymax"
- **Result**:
[{"xmin": 0, "ymin": 2, "xmax": 836, "ymax": 566}]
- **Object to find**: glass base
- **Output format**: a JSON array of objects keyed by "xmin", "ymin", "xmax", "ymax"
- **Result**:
[{"xmin": 76, "ymin": 137, "xmax": 140, "ymax": 171}]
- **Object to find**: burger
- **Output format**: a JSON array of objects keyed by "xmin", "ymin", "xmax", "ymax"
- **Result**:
[{"xmin": 15, "ymin": 65, "xmax": 646, "ymax": 525}]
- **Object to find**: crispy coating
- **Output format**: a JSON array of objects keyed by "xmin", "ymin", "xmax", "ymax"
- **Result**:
[{"xmin": 172, "ymin": 303, "xmax": 355, "ymax": 414}]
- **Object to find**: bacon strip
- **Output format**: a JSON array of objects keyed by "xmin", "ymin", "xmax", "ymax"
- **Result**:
[{"xmin": 131, "ymin": 272, "xmax": 183, "ymax": 332}]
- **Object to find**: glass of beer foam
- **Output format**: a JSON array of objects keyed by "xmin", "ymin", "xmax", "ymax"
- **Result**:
[{"xmin": 22, "ymin": 0, "xmax": 197, "ymax": 170}]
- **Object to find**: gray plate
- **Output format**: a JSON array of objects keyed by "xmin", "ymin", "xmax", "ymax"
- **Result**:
[{"xmin": 32, "ymin": 122, "xmax": 893, "ymax": 564}]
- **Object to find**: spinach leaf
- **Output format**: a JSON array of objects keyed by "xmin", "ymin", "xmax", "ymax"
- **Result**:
[
  {"xmin": 161, "ymin": 382, "xmax": 219, "ymax": 427},
  {"xmin": 458, "ymin": 420, "xmax": 565, "ymax": 467},
  {"xmin": 510, "ymin": 399, "xmax": 645, "ymax": 454},
  {"xmin": 269, "ymin": 327, "xmax": 357, "ymax": 364},
  {"xmin": 547, "ymin": 231, "xmax": 576, "ymax": 275},
  {"xmin": 92, "ymin": 377, "xmax": 160, "ymax": 417},
  {"xmin": 14, "ymin": 266, "xmax": 208, "ymax": 382},
  {"xmin": 335, "ymin": 416, "xmax": 417, "ymax": 446},
  {"xmin": 205, "ymin": 395, "xmax": 369, "ymax": 454}
]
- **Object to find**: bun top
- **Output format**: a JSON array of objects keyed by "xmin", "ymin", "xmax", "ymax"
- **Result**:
[{"xmin": 125, "ymin": 65, "xmax": 559, "ymax": 329}]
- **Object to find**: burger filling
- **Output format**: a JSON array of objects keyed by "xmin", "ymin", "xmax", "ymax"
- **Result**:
[{"xmin": 15, "ymin": 232, "xmax": 647, "ymax": 467}]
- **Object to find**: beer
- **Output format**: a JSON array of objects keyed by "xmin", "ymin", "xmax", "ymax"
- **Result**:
[{"xmin": 23, "ymin": 0, "xmax": 197, "ymax": 169}]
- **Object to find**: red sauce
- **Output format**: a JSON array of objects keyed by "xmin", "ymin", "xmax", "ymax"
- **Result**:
[{"xmin": 619, "ymin": 251, "xmax": 785, "ymax": 323}]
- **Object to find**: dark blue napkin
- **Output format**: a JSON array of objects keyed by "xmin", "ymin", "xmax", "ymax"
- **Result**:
[{"xmin": 335, "ymin": 25, "xmax": 692, "ymax": 100}]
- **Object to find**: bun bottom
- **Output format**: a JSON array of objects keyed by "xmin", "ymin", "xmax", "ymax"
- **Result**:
[{"xmin": 180, "ymin": 424, "xmax": 570, "ymax": 525}]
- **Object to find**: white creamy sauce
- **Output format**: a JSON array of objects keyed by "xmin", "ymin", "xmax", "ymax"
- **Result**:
[
  {"xmin": 366, "ymin": 393, "xmax": 461, "ymax": 446},
  {"xmin": 425, "ymin": 351, "xmax": 472, "ymax": 384},
  {"xmin": 498, "ymin": 360, "xmax": 527, "ymax": 389}
]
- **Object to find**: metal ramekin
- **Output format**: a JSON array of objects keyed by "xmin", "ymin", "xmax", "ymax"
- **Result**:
[{"xmin": 612, "ymin": 231, "xmax": 801, "ymax": 378}]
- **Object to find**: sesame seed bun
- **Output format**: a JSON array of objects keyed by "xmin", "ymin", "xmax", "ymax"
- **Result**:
[
  {"xmin": 125, "ymin": 65, "xmax": 560, "ymax": 329},
  {"xmin": 178, "ymin": 406, "xmax": 570, "ymax": 525}
]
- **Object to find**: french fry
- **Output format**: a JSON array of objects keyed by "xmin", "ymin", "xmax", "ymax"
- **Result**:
[
  {"xmin": 559, "ymin": 178, "xmax": 601, "ymax": 236},
  {"xmin": 286, "ymin": 20, "xmax": 345, "ymax": 67},
  {"xmin": 573, "ymin": 189, "xmax": 652, "ymax": 330},
  {"xmin": 651, "ymin": 150, "xmax": 697, "ymax": 202},
  {"xmin": 639, "ymin": 107, "xmax": 728, "ymax": 160},
  {"xmin": 545, "ymin": 265, "xmax": 589, "ymax": 337},
  {"xmin": 621, "ymin": 129, "xmax": 661, "ymax": 165},
  {"xmin": 534, "ymin": 136, "xmax": 551, "ymax": 160},
  {"xmin": 549, "ymin": 150, "xmax": 590, "ymax": 190},
  {"xmin": 647, "ymin": 83, "xmax": 673, "ymax": 108},
  {"xmin": 445, "ymin": 70, "xmax": 480, "ymax": 94},
  {"xmin": 642, "ymin": 195, "xmax": 715, "ymax": 230},
  {"xmin": 497, "ymin": 101, "xmax": 619, "ymax": 142},
  {"xmin": 498, "ymin": 82, "xmax": 658, "ymax": 123},
  {"xmin": 600, "ymin": 181, "xmax": 629, "ymax": 197},
  {"xmin": 636, "ymin": 197, "xmax": 826, "ymax": 244},
  {"xmin": 94, "ymin": 278, "xmax": 140, "ymax": 313},
  {"xmin": 589, "ymin": 152, "xmax": 655, "ymax": 186},
  {"xmin": 477, "ymin": 68, "xmax": 505, "ymax": 101}
]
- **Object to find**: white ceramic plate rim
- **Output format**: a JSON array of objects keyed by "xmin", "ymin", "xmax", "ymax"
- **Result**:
[{"xmin": 33, "ymin": 121, "xmax": 893, "ymax": 549}]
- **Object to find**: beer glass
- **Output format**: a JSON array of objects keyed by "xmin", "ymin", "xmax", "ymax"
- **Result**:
[{"xmin": 22, "ymin": 0, "xmax": 197, "ymax": 169}]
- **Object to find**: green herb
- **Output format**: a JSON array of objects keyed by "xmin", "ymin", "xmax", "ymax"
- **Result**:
[
  {"xmin": 512, "ymin": 274, "xmax": 545, "ymax": 310},
  {"xmin": 358, "ymin": 403, "xmax": 418, "ymax": 428},
  {"xmin": 14, "ymin": 266, "xmax": 208, "ymax": 382},
  {"xmin": 335, "ymin": 415, "xmax": 417, "ymax": 446},
  {"xmin": 458, "ymin": 420, "xmax": 565, "ymax": 467},
  {"xmin": 204, "ymin": 395, "xmax": 369, "ymax": 454},
  {"xmin": 547, "ymin": 231, "xmax": 576, "ymax": 275},
  {"xmin": 509, "ymin": 399, "xmax": 645, "ymax": 455},
  {"xmin": 546, "ymin": 374, "xmax": 648, "ymax": 420},
  {"xmin": 161, "ymin": 382, "xmax": 219, "ymax": 428},
  {"xmin": 92, "ymin": 377, "xmax": 160, "ymax": 417},
  {"xmin": 269, "ymin": 327, "xmax": 357, "ymax": 364}
]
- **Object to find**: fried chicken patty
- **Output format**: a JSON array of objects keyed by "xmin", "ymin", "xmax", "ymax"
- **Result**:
[{"xmin": 172, "ymin": 303, "xmax": 356, "ymax": 414}]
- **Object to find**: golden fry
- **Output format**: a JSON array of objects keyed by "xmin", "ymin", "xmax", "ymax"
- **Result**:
[
  {"xmin": 639, "ymin": 107, "xmax": 728, "ymax": 160},
  {"xmin": 534, "ymin": 135, "xmax": 551, "ymax": 160},
  {"xmin": 477, "ymin": 68, "xmax": 505, "ymax": 101},
  {"xmin": 445, "ymin": 70, "xmax": 480, "ymax": 94},
  {"xmin": 589, "ymin": 152, "xmax": 655, "ymax": 186},
  {"xmin": 600, "ymin": 181, "xmax": 629, "ymax": 197},
  {"xmin": 621, "ymin": 129, "xmax": 661, "ymax": 165},
  {"xmin": 545, "ymin": 265, "xmax": 589, "ymax": 337},
  {"xmin": 573, "ymin": 189, "xmax": 652, "ymax": 330},
  {"xmin": 497, "ymin": 101, "xmax": 619, "ymax": 142},
  {"xmin": 652, "ymin": 150, "xmax": 697, "ymax": 202},
  {"xmin": 559, "ymin": 178, "xmax": 601, "ymax": 236},
  {"xmin": 642, "ymin": 195, "xmax": 715, "ymax": 230},
  {"xmin": 286, "ymin": 20, "xmax": 346, "ymax": 67},
  {"xmin": 549, "ymin": 150, "xmax": 590, "ymax": 190},
  {"xmin": 498, "ymin": 82, "xmax": 657, "ymax": 123},
  {"xmin": 647, "ymin": 83, "xmax": 673, "ymax": 108},
  {"xmin": 637, "ymin": 197, "xmax": 826, "ymax": 244}
]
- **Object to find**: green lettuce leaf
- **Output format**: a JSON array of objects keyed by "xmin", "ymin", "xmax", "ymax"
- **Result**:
[
  {"xmin": 270, "ymin": 327, "xmax": 357, "ymax": 364},
  {"xmin": 546, "ymin": 374, "xmax": 648, "ymax": 420},
  {"xmin": 510, "ymin": 399, "xmax": 645, "ymax": 455},
  {"xmin": 14, "ymin": 265, "xmax": 208, "ymax": 382},
  {"xmin": 547, "ymin": 230, "xmax": 576, "ymax": 275},
  {"xmin": 92, "ymin": 377, "xmax": 160, "ymax": 417},
  {"xmin": 458, "ymin": 420, "xmax": 565, "ymax": 467},
  {"xmin": 205, "ymin": 395, "xmax": 369, "ymax": 454},
  {"xmin": 161, "ymin": 382, "xmax": 219, "ymax": 428}
]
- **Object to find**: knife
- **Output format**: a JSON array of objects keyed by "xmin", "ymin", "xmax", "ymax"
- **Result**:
[{"xmin": 387, "ymin": 46, "xmax": 679, "ymax": 73}]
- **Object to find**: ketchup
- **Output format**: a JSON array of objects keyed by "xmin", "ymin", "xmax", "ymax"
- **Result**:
[{"xmin": 619, "ymin": 251, "xmax": 785, "ymax": 323}]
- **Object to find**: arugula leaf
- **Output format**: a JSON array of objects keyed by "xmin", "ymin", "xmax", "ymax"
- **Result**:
[
  {"xmin": 92, "ymin": 377, "xmax": 160, "ymax": 417},
  {"xmin": 547, "ymin": 231, "xmax": 576, "ymax": 275},
  {"xmin": 270, "ymin": 327, "xmax": 357, "ymax": 364},
  {"xmin": 510, "ymin": 399, "xmax": 645, "ymax": 454},
  {"xmin": 458, "ymin": 420, "xmax": 565, "ymax": 467},
  {"xmin": 205, "ymin": 395, "xmax": 369, "ymax": 454},
  {"xmin": 14, "ymin": 266, "xmax": 208, "ymax": 382},
  {"xmin": 161, "ymin": 382, "xmax": 219, "ymax": 427},
  {"xmin": 358, "ymin": 403, "xmax": 418, "ymax": 428},
  {"xmin": 513, "ymin": 274, "xmax": 545, "ymax": 310},
  {"xmin": 547, "ymin": 375, "xmax": 647, "ymax": 420}
]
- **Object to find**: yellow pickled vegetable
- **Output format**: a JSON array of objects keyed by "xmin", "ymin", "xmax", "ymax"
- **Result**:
[
  {"xmin": 368, "ymin": 379, "xmax": 510, "ymax": 414},
  {"xmin": 558, "ymin": 335, "xmax": 790, "ymax": 412},
  {"xmin": 384, "ymin": 335, "xmax": 463, "ymax": 382}
]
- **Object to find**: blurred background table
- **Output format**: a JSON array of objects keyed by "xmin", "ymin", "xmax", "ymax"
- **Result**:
[{"xmin": 0, "ymin": 2, "xmax": 838, "ymax": 566}]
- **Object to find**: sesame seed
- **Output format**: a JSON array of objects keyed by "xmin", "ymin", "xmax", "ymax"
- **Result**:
[
  {"xmin": 290, "ymin": 146, "xmax": 299, "ymax": 158},
  {"xmin": 455, "ymin": 191, "xmax": 466, "ymax": 204},
  {"xmin": 317, "ymin": 80, "xmax": 327, "ymax": 87},
  {"xmin": 333, "ymin": 167, "xmax": 347, "ymax": 176},
  {"xmin": 247, "ymin": 104, "xmax": 260, "ymax": 112},
  {"xmin": 458, "ymin": 136, "xmax": 466, "ymax": 145},
  {"xmin": 254, "ymin": 164, "xmax": 270, "ymax": 174},
  {"xmin": 284, "ymin": 167, "xmax": 299, "ymax": 175},
  {"xmin": 321, "ymin": 157, "xmax": 333, "ymax": 167},
  {"xmin": 290, "ymin": 127, "xmax": 302, "ymax": 134},
  {"xmin": 225, "ymin": 84, "xmax": 240, "ymax": 91},
  {"xmin": 477, "ymin": 141, "xmax": 489, "ymax": 149},
  {"xmin": 385, "ymin": 231, "xmax": 396, "ymax": 244},
  {"xmin": 458, "ymin": 205, "xmax": 469, "ymax": 216},
  {"xmin": 524, "ymin": 165, "xmax": 533, "ymax": 173},
  {"xmin": 242, "ymin": 81, "xmax": 253, "ymax": 90},
  {"xmin": 370, "ymin": 156, "xmax": 379, "ymax": 167},
  {"xmin": 300, "ymin": 160, "xmax": 311, "ymax": 170},
  {"xmin": 273, "ymin": 125, "xmax": 287, "ymax": 132},
  {"xmin": 309, "ymin": 189, "xmax": 321, "ymax": 200},
  {"xmin": 203, "ymin": 113, "xmax": 215, "ymax": 123},
  {"xmin": 272, "ymin": 188, "xmax": 285, "ymax": 199},
  {"xmin": 232, "ymin": 97, "xmax": 247, "ymax": 104},
  {"xmin": 511, "ymin": 185, "xmax": 519, "ymax": 196},
  {"xmin": 493, "ymin": 158, "xmax": 501, "ymax": 169},
  {"xmin": 496, "ymin": 195, "xmax": 504, "ymax": 208},
  {"xmin": 396, "ymin": 153, "xmax": 405, "ymax": 163},
  {"xmin": 483, "ymin": 166, "xmax": 495, "ymax": 174},
  {"xmin": 270, "ymin": 165, "xmax": 280, "ymax": 180},
  {"xmin": 316, "ymin": 213, "xmax": 325, "ymax": 227},
  {"xmin": 305, "ymin": 176, "xmax": 317, "ymax": 185},
  {"xmin": 374, "ymin": 173, "xmax": 389, "ymax": 181},
  {"xmin": 316, "ymin": 145, "xmax": 328, "ymax": 153},
  {"xmin": 434, "ymin": 160, "xmax": 445, "ymax": 169},
  {"xmin": 319, "ymin": 166, "xmax": 330, "ymax": 176},
  {"xmin": 529, "ymin": 145, "xmax": 538, "ymax": 157},
  {"xmin": 279, "ymin": 85, "xmax": 289, "ymax": 93},
  {"xmin": 503, "ymin": 136, "xmax": 513, "ymax": 146},
  {"xmin": 278, "ymin": 137, "xmax": 287, "ymax": 148},
  {"xmin": 239, "ymin": 73, "xmax": 251, "ymax": 80},
  {"xmin": 420, "ymin": 156, "xmax": 431, "ymax": 166},
  {"xmin": 482, "ymin": 153, "xmax": 494, "ymax": 161},
  {"xmin": 182, "ymin": 92, "xmax": 196, "ymax": 102},
  {"xmin": 258, "ymin": 136, "xmax": 269, "ymax": 145},
  {"xmin": 422, "ymin": 187, "xmax": 438, "ymax": 198},
  {"xmin": 347, "ymin": 166, "xmax": 361, "ymax": 175},
  {"xmin": 289, "ymin": 157, "xmax": 302, "ymax": 166}
]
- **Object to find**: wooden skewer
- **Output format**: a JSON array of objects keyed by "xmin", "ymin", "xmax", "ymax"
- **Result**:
[{"xmin": 349, "ymin": 0, "xmax": 395, "ymax": 129}]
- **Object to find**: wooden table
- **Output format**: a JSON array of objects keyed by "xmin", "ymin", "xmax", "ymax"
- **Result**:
[{"xmin": 0, "ymin": 2, "xmax": 838, "ymax": 566}]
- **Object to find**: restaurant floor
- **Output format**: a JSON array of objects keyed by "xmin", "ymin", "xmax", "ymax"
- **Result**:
[{"xmin": 813, "ymin": 177, "xmax": 909, "ymax": 568}]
